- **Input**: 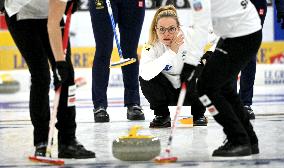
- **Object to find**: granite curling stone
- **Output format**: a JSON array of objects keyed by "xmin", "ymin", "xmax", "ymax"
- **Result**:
[
  {"xmin": 0, "ymin": 74, "xmax": 20, "ymax": 94},
  {"xmin": 112, "ymin": 125, "xmax": 161, "ymax": 161}
]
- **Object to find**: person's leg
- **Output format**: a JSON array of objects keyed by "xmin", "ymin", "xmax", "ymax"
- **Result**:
[
  {"xmin": 45, "ymin": 14, "xmax": 96, "ymax": 158},
  {"xmin": 45, "ymin": 19, "xmax": 76, "ymax": 144},
  {"xmin": 89, "ymin": 0, "xmax": 116, "ymax": 122},
  {"xmin": 5, "ymin": 15, "xmax": 50, "ymax": 148},
  {"xmin": 197, "ymin": 30, "xmax": 262, "ymax": 156},
  {"xmin": 237, "ymin": 0, "xmax": 267, "ymax": 119},
  {"xmin": 198, "ymin": 51, "xmax": 250, "ymax": 145},
  {"xmin": 46, "ymin": 20, "xmax": 95, "ymax": 158},
  {"xmin": 221, "ymin": 80, "xmax": 259, "ymax": 154},
  {"xmin": 239, "ymin": 56, "xmax": 256, "ymax": 119},
  {"xmin": 198, "ymin": 53, "xmax": 251, "ymax": 156},
  {"xmin": 118, "ymin": 0, "xmax": 145, "ymax": 120},
  {"xmin": 139, "ymin": 74, "xmax": 178, "ymax": 127}
]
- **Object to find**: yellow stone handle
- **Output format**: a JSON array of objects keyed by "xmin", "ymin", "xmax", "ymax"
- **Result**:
[
  {"xmin": 119, "ymin": 125, "xmax": 153, "ymax": 139},
  {"xmin": 128, "ymin": 125, "xmax": 143, "ymax": 137}
]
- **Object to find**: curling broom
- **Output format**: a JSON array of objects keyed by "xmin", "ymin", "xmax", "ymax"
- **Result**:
[
  {"xmin": 154, "ymin": 82, "xmax": 187, "ymax": 163},
  {"xmin": 155, "ymin": 70, "xmax": 196, "ymax": 163},
  {"xmin": 105, "ymin": 0, "xmax": 136, "ymax": 68},
  {"xmin": 28, "ymin": 2, "xmax": 73, "ymax": 165}
]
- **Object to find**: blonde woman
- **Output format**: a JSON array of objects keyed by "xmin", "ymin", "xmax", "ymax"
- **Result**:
[{"xmin": 139, "ymin": 5, "xmax": 207, "ymax": 128}]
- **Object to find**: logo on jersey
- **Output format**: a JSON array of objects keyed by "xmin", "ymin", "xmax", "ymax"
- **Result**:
[
  {"xmin": 143, "ymin": 43, "xmax": 152, "ymax": 51},
  {"xmin": 181, "ymin": 50, "xmax": 187, "ymax": 60},
  {"xmin": 163, "ymin": 65, "xmax": 173, "ymax": 71},
  {"xmin": 96, "ymin": 0, "xmax": 104, "ymax": 9},
  {"xmin": 192, "ymin": 0, "xmax": 203, "ymax": 11}
]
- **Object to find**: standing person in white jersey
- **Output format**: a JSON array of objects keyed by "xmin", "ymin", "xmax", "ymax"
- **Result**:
[
  {"xmin": 182, "ymin": 0, "xmax": 262, "ymax": 156},
  {"xmin": 4, "ymin": 0, "xmax": 95, "ymax": 158}
]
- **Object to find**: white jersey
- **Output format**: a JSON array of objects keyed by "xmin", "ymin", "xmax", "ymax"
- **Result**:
[
  {"xmin": 187, "ymin": 0, "xmax": 261, "ymax": 57},
  {"xmin": 140, "ymin": 26, "xmax": 211, "ymax": 89},
  {"xmin": 5, "ymin": 0, "xmax": 49, "ymax": 20},
  {"xmin": 210, "ymin": 0, "xmax": 261, "ymax": 38}
]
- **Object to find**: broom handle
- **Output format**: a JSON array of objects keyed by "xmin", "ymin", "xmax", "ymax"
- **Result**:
[
  {"xmin": 105, "ymin": 0, "xmax": 123, "ymax": 58},
  {"xmin": 46, "ymin": 87, "xmax": 61, "ymax": 157},
  {"xmin": 46, "ymin": 3, "xmax": 73, "ymax": 157},
  {"xmin": 165, "ymin": 82, "xmax": 187, "ymax": 156},
  {"xmin": 63, "ymin": 3, "xmax": 73, "ymax": 53}
]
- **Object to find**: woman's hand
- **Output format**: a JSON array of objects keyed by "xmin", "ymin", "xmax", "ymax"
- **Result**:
[{"xmin": 170, "ymin": 31, "xmax": 184, "ymax": 53}]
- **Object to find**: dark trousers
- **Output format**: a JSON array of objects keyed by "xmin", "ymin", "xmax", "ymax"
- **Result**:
[
  {"xmin": 5, "ymin": 14, "xmax": 76, "ymax": 145},
  {"xmin": 197, "ymin": 30, "xmax": 262, "ymax": 145},
  {"xmin": 232, "ymin": 0, "xmax": 267, "ymax": 106},
  {"xmin": 139, "ymin": 74, "xmax": 205, "ymax": 118},
  {"xmin": 89, "ymin": 0, "xmax": 145, "ymax": 109}
]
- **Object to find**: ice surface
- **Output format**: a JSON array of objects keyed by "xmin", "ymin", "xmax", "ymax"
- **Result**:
[{"xmin": 0, "ymin": 69, "xmax": 284, "ymax": 167}]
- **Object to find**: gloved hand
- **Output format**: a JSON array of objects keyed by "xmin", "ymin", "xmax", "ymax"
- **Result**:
[
  {"xmin": 180, "ymin": 63, "xmax": 196, "ymax": 83},
  {"xmin": 277, "ymin": 12, "xmax": 284, "ymax": 29},
  {"xmin": 191, "ymin": 51, "xmax": 214, "ymax": 80},
  {"xmin": 53, "ymin": 61, "xmax": 69, "ymax": 90},
  {"xmin": 0, "ymin": 0, "xmax": 4, "ymax": 13},
  {"xmin": 65, "ymin": 0, "xmax": 79, "ymax": 14},
  {"xmin": 200, "ymin": 51, "xmax": 213, "ymax": 65}
]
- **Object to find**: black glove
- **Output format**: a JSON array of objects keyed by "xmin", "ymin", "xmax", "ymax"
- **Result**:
[
  {"xmin": 53, "ymin": 61, "xmax": 69, "ymax": 90},
  {"xmin": 201, "ymin": 51, "xmax": 213, "ymax": 65},
  {"xmin": 180, "ymin": 63, "xmax": 196, "ymax": 83},
  {"xmin": 194, "ymin": 51, "xmax": 213, "ymax": 78},
  {"xmin": 65, "ymin": 0, "xmax": 79, "ymax": 14}
]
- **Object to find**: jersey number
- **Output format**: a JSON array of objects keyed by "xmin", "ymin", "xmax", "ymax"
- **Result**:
[{"xmin": 240, "ymin": 0, "xmax": 248, "ymax": 9}]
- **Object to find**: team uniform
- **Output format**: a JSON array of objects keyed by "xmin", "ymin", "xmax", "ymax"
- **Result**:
[
  {"xmin": 88, "ymin": 0, "xmax": 145, "ymax": 122},
  {"xmin": 4, "ymin": 0, "xmax": 95, "ymax": 158},
  {"xmin": 140, "ymin": 26, "xmax": 207, "ymax": 126},
  {"xmin": 186, "ymin": 0, "xmax": 262, "ymax": 156}
]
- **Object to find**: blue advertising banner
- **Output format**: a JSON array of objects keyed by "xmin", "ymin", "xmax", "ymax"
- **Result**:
[{"xmin": 274, "ymin": 4, "xmax": 284, "ymax": 40}]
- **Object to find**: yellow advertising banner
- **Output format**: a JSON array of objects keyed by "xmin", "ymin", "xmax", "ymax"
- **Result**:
[
  {"xmin": 0, "ymin": 31, "xmax": 25, "ymax": 70},
  {"xmin": 0, "ymin": 31, "xmax": 284, "ymax": 70},
  {"xmin": 257, "ymin": 42, "xmax": 284, "ymax": 64}
]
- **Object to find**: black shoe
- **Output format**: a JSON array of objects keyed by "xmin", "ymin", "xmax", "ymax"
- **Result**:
[
  {"xmin": 94, "ymin": 107, "xmax": 110, "ymax": 122},
  {"xmin": 251, "ymin": 143, "xmax": 259, "ymax": 154},
  {"xmin": 127, "ymin": 104, "xmax": 145, "ymax": 120},
  {"xmin": 58, "ymin": 139, "xmax": 96, "ymax": 159},
  {"xmin": 150, "ymin": 115, "xmax": 171, "ymax": 128},
  {"xmin": 34, "ymin": 142, "xmax": 47, "ymax": 157},
  {"xmin": 193, "ymin": 116, "xmax": 208, "ymax": 126},
  {"xmin": 212, "ymin": 140, "xmax": 251, "ymax": 157},
  {"xmin": 244, "ymin": 105, "xmax": 255, "ymax": 120}
]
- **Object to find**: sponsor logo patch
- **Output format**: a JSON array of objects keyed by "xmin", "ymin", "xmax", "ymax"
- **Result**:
[
  {"xmin": 199, "ymin": 94, "xmax": 211, "ymax": 106},
  {"xmin": 68, "ymin": 85, "xmax": 76, "ymax": 107},
  {"xmin": 138, "ymin": 1, "xmax": 144, "ymax": 7},
  {"xmin": 95, "ymin": 0, "xmax": 104, "ymax": 9},
  {"xmin": 193, "ymin": 0, "xmax": 203, "ymax": 11},
  {"xmin": 259, "ymin": 9, "xmax": 264, "ymax": 15},
  {"xmin": 163, "ymin": 65, "xmax": 173, "ymax": 71},
  {"xmin": 208, "ymin": 105, "xmax": 219, "ymax": 116}
]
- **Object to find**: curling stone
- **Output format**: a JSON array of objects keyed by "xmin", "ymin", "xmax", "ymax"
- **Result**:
[
  {"xmin": 0, "ymin": 74, "xmax": 20, "ymax": 94},
  {"xmin": 112, "ymin": 125, "xmax": 161, "ymax": 161}
]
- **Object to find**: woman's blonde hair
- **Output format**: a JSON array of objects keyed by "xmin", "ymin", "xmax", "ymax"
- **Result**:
[{"xmin": 148, "ymin": 5, "xmax": 180, "ymax": 45}]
